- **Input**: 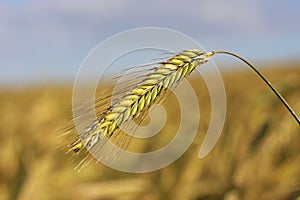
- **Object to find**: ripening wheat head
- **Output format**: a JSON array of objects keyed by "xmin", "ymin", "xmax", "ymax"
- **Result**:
[
  {"xmin": 67, "ymin": 49, "xmax": 213, "ymax": 155},
  {"xmin": 62, "ymin": 47, "xmax": 299, "ymax": 170}
]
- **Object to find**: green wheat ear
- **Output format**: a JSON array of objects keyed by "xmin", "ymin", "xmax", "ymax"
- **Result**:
[
  {"xmin": 66, "ymin": 49, "xmax": 299, "ymax": 165},
  {"xmin": 68, "ymin": 49, "xmax": 212, "ymax": 154}
]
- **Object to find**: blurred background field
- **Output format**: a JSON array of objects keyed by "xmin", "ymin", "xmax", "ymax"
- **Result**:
[
  {"xmin": 0, "ymin": 63, "xmax": 299, "ymax": 200},
  {"xmin": 1, "ymin": 1, "xmax": 300, "ymax": 199}
]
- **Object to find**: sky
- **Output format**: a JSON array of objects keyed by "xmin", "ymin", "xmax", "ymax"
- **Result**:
[{"xmin": 1, "ymin": 0, "xmax": 300, "ymax": 86}]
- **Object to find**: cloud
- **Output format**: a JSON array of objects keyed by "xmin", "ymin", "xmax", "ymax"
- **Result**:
[
  {"xmin": 0, "ymin": 0, "xmax": 282, "ymax": 52},
  {"xmin": 0, "ymin": 1, "xmax": 129, "ymax": 47},
  {"xmin": 0, "ymin": 0, "xmax": 299, "ymax": 84},
  {"xmin": 196, "ymin": 0, "xmax": 269, "ymax": 33},
  {"xmin": 28, "ymin": 1, "xmax": 127, "ymax": 22}
]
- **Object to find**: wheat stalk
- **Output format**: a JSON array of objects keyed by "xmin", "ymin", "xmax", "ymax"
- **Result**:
[
  {"xmin": 66, "ymin": 49, "xmax": 299, "ymax": 163},
  {"xmin": 211, "ymin": 50, "xmax": 300, "ymax": 125}
]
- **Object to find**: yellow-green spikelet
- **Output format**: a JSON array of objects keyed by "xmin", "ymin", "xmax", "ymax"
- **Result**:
[{"xmin": 70, "ymin": 49, "xmax": 209, "ymax": 152}]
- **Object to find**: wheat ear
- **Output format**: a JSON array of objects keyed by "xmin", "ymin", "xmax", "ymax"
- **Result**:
[
  {"xmin": 68, "ymin": 49, "xmax": 299, "ymax": 156},
  {"xmin": 69, "ymin": 49, "xmax": 213, "ymax": 153}
]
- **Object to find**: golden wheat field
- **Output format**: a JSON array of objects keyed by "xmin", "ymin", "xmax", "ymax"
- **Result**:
[{"xmin": 0, "ymin": 64, "xmax": 300, "ymax": 200}]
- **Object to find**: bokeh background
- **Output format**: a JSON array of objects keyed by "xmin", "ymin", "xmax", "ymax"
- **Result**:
[{"xmin": 1, "ymin": 0, "xmax": 300, "ymax": 199}]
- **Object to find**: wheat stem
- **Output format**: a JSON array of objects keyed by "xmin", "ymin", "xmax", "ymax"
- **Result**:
[{"xmin": 211, "ymin": 50, "xmax": 300, "ymax": 125}]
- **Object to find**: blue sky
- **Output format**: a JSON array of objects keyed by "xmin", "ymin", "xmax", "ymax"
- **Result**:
[{"xmin": 1, "ymin": 0, "xmax": 300, "ymax": 86}]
